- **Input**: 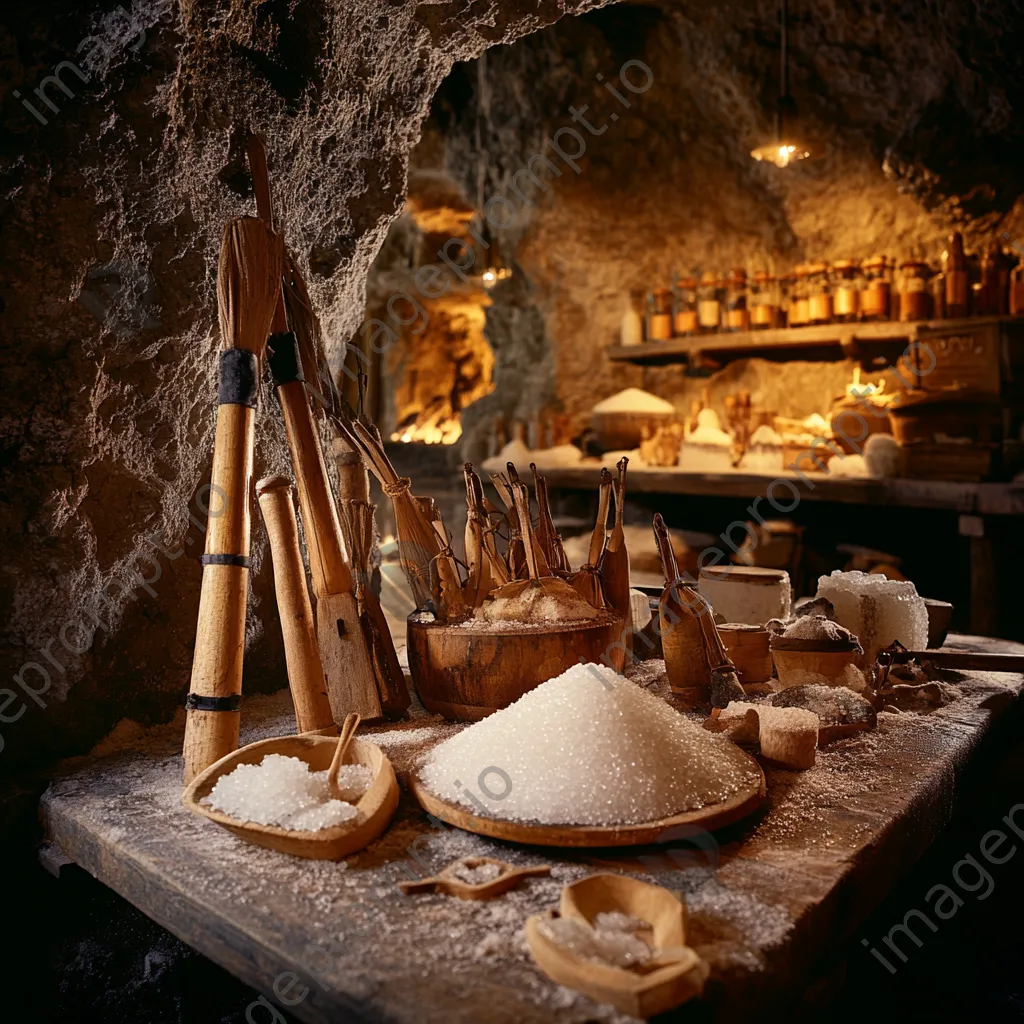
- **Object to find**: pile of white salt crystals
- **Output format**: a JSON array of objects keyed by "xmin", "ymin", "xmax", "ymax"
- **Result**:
[
  {"xmin": 420, "ymin": 663, "xmax": 761, "ymax": 826},
  {"xmin": 204, "ymin": 754, "xmax": 372, "ymax": 831}
]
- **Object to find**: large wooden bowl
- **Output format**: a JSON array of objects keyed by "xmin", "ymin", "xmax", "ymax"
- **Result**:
[
  {"xmin": 407, "ymin": 613, "xmax": 624, "ymax": 720},
  {"xmin": 183, "ymin": 734, "xmax": 399, "ymax": 860}
]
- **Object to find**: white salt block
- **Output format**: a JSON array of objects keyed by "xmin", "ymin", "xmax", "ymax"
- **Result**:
[
  {"xmin": 757, "ymin": 706, "xmax": 819, "ymax": 770},
  {"xmin": 815, "ymin": 570, "xmax": 928, "ymax": 663},
  {"xmin": 703, "ymin": 702, "xmax": 761, "ymax": 745}
]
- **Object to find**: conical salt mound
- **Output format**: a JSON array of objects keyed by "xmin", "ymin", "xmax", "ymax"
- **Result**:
[{"xmin": 419, "ymin": 664, "xmax": 760, "ymax": 826}]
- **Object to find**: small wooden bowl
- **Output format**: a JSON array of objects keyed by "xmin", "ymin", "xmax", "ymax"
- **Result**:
[
  {"xmin": 525, "ymin": 874, "xmax": 708, "ymax": 1018},
  {"xmin": 771, "ymin": 637, "xmax": 860, "ymax": 689},
  {"xmin": 182, "ymin": 734, "xmax": 399, "ymax": 860},
  {"xmin": 407, "ymin": 613, "xmax": 623, "ymax": 720}
]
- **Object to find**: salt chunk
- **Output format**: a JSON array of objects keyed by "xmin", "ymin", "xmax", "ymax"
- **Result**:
[
  {"xmin": 420, "ymin": 663, "xmax": 761, "ymax": 826},
  {"xmin": 452, "ymin": 861, "xmax": 504, "ymax": 885},
  {"xmin": 757, "ymin": 706, "xmax": 819, "ymax": 770},
  {"xmin": 815, "ymin": 570, "xmax": 927, "ymax": 662}
]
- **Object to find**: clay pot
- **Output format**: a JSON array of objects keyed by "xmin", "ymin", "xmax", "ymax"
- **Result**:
[{"xmin": 923, "ymin": 597, "xmax": 954, "ymax": 648}]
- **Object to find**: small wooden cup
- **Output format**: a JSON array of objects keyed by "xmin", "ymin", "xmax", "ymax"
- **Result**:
[{"xmin": 718, "ymin": 623, "xmax": 773, "ymax": 686}]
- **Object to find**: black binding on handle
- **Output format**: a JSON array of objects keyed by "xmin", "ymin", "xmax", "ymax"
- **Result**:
[
  {"xmin": 218, "ymin": 350, "xmax": 259, "ymax": 408},
  {"xmin": 268, "ymin": 331, "xmax": 303, "ymax": 386},
  {"xmin": 201, "ymin": 554, "xmax": 251, "ymax": 568},
  {"xmin": 185, "ymin": 693, "xmax": 242, "ymax": 712}
]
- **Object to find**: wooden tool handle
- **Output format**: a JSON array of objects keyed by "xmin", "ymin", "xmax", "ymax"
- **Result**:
[
  {"xmin": 886, "ymin": 649, "xmax": 1024, "ymax": 673},
  {"xmin": 327, "ymin": 712, "xmax": 361, "ymax": 798},
  {"xmin": 333, "ymin": 436, "xmax": 370, "ymax": 503},
  {"xmin": 587, "ymin": 469, "xmax": 613, "ymax": 567},
  {"xmin": 653, "ymin": 513, "xmax": 680, "ymax": 585},
  {"xmin": 276, "ymin": 379, "xmax": 353, "ymax": 596},
  {"xmin": 513, "ymin": 484, "xmax": 540, "ymax": 581},
  {"xmin": 256, "ymin": 476, "xmax": 334, "ymax": 734},
  {"xmin": 183, "ymin": 400, "xmax": 255, "ymax": 784}
]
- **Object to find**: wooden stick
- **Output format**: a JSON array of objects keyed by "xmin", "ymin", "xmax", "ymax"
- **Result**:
[
  {"xmin": 183, "ymin": 218, "xmax": 283, "ymax": 784},
  {"xmin": 531, "ymin": 464, "xmax": 569, "ymax": 574},
  {"xmin": 333, "ymin": 435, "xmax": 371, "ymax": 503},
  {"xmin": 256, "ymin": 476, "xmax": 334, "ymax": 734},
  {"xmin": 247, "ymin": 139, "xmax": 381, "ymax": 723},
  {"xmin": 327, "ymin": 712, "xmax": 361, "ymax": 799},
  {"xmin": 602, "ymin": 457, "xmax": 632, "ymax": 670},
  {"xmin": 588, "ymin": 468, "xmax": 614, "ymax": 567}
]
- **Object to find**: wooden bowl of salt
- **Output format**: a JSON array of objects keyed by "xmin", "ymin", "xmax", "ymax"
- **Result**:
[
  {"xmin": 182, "ymin": 724, "xmax": 398, "ymax": 860},
  {"xmin": 407, "ymin": 611, "xmax": 623, "ymax": 720},
  {"xmin": 525, "ymin": 874, "xmax": 708, "ymax": 1018}
]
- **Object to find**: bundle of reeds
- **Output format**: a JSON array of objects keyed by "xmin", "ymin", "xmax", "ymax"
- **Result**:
[
  {"xmin": 182, "ymin": 216, "xmax": 283, "ymax": 783},
  {"xmin": 338, "ymin": 420, "xmax": 442, "ymax": 609}
]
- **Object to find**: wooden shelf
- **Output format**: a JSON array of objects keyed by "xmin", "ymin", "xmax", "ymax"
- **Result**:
[
  {"xmin": 541, "ymin": 464, "xmax": 1024, "ymax": 516},
  {"xmin": 607, "ymin": 316, "xmax": 1017, "ymax": 366}
]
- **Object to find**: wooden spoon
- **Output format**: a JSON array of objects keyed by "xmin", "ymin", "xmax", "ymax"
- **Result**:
[
  {"xmin": 327, "ymin": 712, "xmax": 362, "ymax": 801},
  {"xmin": 398, "ymin": 856, "xmax": 550, "ymax": 900}
]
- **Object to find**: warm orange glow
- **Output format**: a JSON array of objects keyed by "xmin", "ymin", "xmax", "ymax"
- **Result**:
[
  {"xmin": 391, "ymin": 413, "xmax": 463, "ymax": 445},
  {"xmin": 750, "ymin": 141, "xmax": 812, "ymax": 168}
]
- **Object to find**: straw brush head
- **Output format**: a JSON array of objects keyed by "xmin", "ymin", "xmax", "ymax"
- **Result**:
[{"xmin": 217, "ymin": 217, "xmax": 284, "ymax": 354}]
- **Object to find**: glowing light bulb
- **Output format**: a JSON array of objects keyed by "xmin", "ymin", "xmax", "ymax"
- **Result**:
[{"xmin": 482, "ymin": 269, "xmax": 497, "ymax": 287}]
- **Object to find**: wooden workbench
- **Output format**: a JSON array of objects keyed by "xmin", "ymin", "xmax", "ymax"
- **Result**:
[{"xmin": 41, "ymin": 636, "xmax": 1024, "ymax": 1023}]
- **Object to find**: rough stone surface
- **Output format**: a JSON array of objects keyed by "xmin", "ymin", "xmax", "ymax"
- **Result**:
[
  {"xmin": 0, "ymin": 0, "xmax": 609, "ymax": 767},
  {"xmin": 378, "ymin": 1, "xmax": 1024, "ymax": 459}
]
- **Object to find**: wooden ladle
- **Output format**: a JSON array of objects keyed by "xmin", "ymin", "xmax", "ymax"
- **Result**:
[{"xmin": 327, "ymin": 712, "xmax": 362, "ymax": 801}]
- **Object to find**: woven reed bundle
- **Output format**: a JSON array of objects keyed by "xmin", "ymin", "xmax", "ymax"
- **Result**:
[{"xmin": 338, "ymin": 420, "xmax": 442, "ymax": 609}]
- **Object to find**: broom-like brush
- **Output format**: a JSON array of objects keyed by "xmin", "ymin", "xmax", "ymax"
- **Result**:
[{"xmin": 183, "ymin": 217, "xmax": 283, "ymax": 783}]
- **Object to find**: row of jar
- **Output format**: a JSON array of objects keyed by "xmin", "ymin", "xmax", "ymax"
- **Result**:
[{"xmin": 635, "ymin": 245, "xmax": 1024, "ymax": 342}]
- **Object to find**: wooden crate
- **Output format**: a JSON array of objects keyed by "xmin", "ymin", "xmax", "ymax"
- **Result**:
[{"xmin": 902, "ymin": 323, "xmax": 1000, "ymax": 395}]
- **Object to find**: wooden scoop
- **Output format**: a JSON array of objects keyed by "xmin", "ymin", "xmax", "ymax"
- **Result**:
[
  {"xmin": 398, "ymin": 856, "xmax": 550, "ymax": 900},
  {"xmin": 182, "ymin": 728, "xmax": 398, "ymax": 861},
  {"xmin": 525, "ymin": 874, "xmax": 708, "ymax": 1019}
]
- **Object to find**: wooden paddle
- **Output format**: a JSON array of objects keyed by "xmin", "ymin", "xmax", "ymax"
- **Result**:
[
  {"xmin": 255, "ymin": 475, "xmax": 334, "ymax": 734},
  {"xmin": 182, "ymin": 217, "xmax": 283, "ymax": 784},
  {"xmin": 337, "ymin": 500, "xmax": 410, "ymax": 715},
  {"xmin": 602, "ymin": 457, "xmax": 633, "ymax": 669},
  {"xmin": 248, "ymin": 136, "xmax": 382, "ymax": 722}
]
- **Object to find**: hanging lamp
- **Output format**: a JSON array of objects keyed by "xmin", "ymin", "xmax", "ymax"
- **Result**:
[{"xmin": 751, "ymin": 0, "xmax": 819, "ymax": 168}]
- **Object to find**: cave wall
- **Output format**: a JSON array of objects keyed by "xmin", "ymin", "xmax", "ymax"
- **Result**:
[
  {"xmin": 0, "ymin": 0, "xmax": 613, "ymax": 768},
  {"xmin": 391, "ymin": 0, "xmax": 1024, "ymax": 461}
]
